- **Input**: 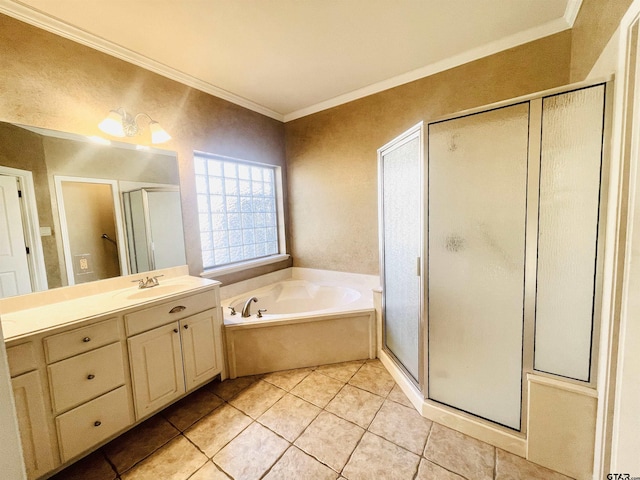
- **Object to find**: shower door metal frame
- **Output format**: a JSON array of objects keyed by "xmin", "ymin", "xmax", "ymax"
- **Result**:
[
  {"xmin": 377, "ymin": 122, "xmax": 426, "ymax": 390},
  {"xmin": 423, "ymin": 77, "xmax": 613, "ymax": 435}
]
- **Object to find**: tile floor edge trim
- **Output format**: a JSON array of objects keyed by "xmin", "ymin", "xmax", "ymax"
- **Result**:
[{"xmin": 379, "ymin": 350, "xmax": 527, "ymax": 458}]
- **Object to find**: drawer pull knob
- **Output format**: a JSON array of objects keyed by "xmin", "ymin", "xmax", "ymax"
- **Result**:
[
  {"xmin": 87, "ymin": 374, "xmax": 95, "ymax": 380},
  {"xmin": 94, "ymin": 421, "xmax": 101, "ymax": 427},
  {"xmin": 82, "ymin": 337, "xmax": 91, "ymax": 343},
  {"xmin": 169, "ymin": 306, "xmax": 186, "ymax": 314},
  {"xmin": 173, "ymin": 328, "xmax": 179, "ymax": 333},
  {"xmin": 183, "ymin": 324, "xmax": 189, "ymax": 329}
]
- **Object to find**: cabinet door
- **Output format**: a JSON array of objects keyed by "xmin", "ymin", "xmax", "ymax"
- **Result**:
[
  {"xmin": 128, "ymin": 323, "xmax": 185, "ymax": 419},
  {"xmin": 12, "ymin": 371, "xmax": 57, "ymax": 479},
  {"xmin": 180, "ymin": 310, "xmax": 219, "ymax": 390}
]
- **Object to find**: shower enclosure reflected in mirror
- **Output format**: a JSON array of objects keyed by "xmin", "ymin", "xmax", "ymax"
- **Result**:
[{"xmin": 0, "ymin": 122, "xmax": 186, "ymax": 297}]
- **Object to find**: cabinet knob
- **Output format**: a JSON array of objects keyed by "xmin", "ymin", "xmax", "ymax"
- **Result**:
[
  {"xmin": 94, "ymin": 421, "xmax": 101, "ymax": 427},
  {"xmin": 173, "ymin": 328, "xmax": 178, "ymax": 333},
  {"xmin": 82, "ymin": 337, "xmax": 91, "ymax": 343},
  {"xmin": 169, "ymin": 305, "xmax": 186, "ymax": 314},
  {"xmin": 87, "ymin": 374, "xmax": 95, "ymax": 380},
  {"xmin": 183, "ymin": 324, "xmax": 189, "ymax": 329}
]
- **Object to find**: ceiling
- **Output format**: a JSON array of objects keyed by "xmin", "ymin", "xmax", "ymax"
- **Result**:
[{"xmin": 0, "ymin": 0, "xmax": 580, "ymax": 121}]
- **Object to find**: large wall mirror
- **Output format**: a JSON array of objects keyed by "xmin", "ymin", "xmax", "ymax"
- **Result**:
[{"xmin": 0, "ymin": 122, "xmax": 186, "ymax": 298}]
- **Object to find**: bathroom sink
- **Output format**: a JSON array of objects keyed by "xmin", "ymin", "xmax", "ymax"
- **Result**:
[{"xmin": 116, "ymin": 284, "xmax": 187, "ymax": 300}]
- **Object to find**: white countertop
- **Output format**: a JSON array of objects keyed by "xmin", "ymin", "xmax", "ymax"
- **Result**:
[{"xmin": 1, "ymin": 275, "xmax": 218, "ymax": 341}]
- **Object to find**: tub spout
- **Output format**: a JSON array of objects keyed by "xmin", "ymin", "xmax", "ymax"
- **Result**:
[{"xmin": 241, "ymin": 297, "xmax": 258, "ymax": 317}]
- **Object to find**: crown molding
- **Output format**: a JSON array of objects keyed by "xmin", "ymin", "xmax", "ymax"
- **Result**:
[
  {"xmin": 283, "ymin": 16, "xmax": 572, "ymax": 122},
  {"xmin": 0, "ymin": 0, "xmax": 284, "ymax": 121},
  {"xmin": 564, "ymin": 0, "xmax": 584, "ymax": 27}
]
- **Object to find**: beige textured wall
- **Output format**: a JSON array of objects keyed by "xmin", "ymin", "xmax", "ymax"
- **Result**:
[
  {"xmin": 0, "ymin": 14, "xmax": 290, "ymax": 284},
  {"xmin": 570, "ymin": 0, "xmax": 634, "ymax": 82},
  {"xmin": 285, "ymin": 32, "xmax": 572, "ymax": 275}
]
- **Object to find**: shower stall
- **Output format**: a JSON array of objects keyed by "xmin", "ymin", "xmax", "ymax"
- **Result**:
[{"xmin": 378, "ymin": 80, "xmax": 610, "ymax": 449}]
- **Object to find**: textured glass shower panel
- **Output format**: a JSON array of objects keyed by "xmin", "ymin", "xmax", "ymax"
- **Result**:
[
  {"xmin": 428, "ymin": 104, "xmax": 529, "ymax": 430},
  {"xmin": 382, "ymin": 136, "xmax": 421, "ymax": 380},
  {"xmin": 534, "ymin": 86, "xmax": 605, "ymax": 381}
]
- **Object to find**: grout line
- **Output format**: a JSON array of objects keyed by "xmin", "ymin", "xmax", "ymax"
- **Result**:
[
  {"xmin": 99, "ymin": 448, "xmax": 119, "ymax": 477},
  {"xmin": 257, "ymin": 443, "xmax": 291, "ymax": 479},
  {"xmin": 184, "ymin": 457, "xmax": 210, "ymax": 480}
]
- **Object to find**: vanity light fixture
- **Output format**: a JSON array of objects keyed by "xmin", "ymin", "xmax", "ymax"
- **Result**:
[{"xmin": 98, "ymin": 108, "xmax": 171, "ymax": 144}]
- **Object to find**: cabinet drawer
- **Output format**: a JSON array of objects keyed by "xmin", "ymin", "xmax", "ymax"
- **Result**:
[
  {"xmin": 56, "ymin": 386, "xmax": 131, "ymax": 463},
  {"xmin": 48, "ymin": 342, "xmax": 125, "ymax": 413},
  {"xmin": 125, "ymin": 290, "xmax": 216, "ymax": 336},
  {"xmin": 6, "ymin": 342, "xmax": 37, "ymax": 377},
  {"xmin": 44, "ymin": 318, "xmax": 120, "ymax": 363}
]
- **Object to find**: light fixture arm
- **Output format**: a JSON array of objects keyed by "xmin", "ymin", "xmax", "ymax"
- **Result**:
[{"xmin": 134, "ymin": 112, "xmax": 158, "ymax": 130}]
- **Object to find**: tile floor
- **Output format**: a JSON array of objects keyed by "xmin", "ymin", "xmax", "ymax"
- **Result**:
[{"xmin": 50, "ymin": 359, "xmax": 573, "ymax": 480}]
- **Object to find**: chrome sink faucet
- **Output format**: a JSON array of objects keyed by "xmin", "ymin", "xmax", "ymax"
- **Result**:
[
  {"xmin": 241, "ymin": 296, "xmax": 258, "ymax": 317},
  {"xmin": 132, "ymin": 275, "xmax": 163, "ymax": 289}
]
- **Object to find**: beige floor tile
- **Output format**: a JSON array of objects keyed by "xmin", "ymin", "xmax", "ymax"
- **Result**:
[
  {"xmin": 368, "ymin": 399, "xmax": 432, "ymax": 454},
  {"xmin": 348, "ymin": 362, "xmax": 395, "ymax": 397},
  {"xmin": 342, "ymin": 432, "xmax": 420, "ymax": 480},
  {"xmin": 365, "ymin": 358, "xmax": 386, "ymax": 368},
  {"xmin": 294, "ymin": 411, "xmax": 364, "ymax": 472},
  {"xmin": 387, "ymin": 384, "xmax": 415, "ymax": 408},
  {"xmin": 424, "ymin": 423, "xmax": 495, "ymax": 480},
  {"xmin": 258, "ymin": 393, "xmax": 321, "ymax": 441},
  {"xmin": 290, "ymin": 371, "xmax": 345, "ymax": 407},
  {"xmin": 325, "ymin": 384, "xmax": 384, "ymax": 428},
  {"xmin": 50, "ymin": 451, "xmax": 116, "ymax": 480},
  {"xmin": 263, "ymin": 446, "xmax": 339, "ymax": 480},
  {"xmin": 207, "ymin": 375, "xmax": 259, "ymax": 401},
  {"xmin": 185, "ymin": 404, "xmax": 252, "ymax": 457},
  {"xmin": 121, "ymin": 435, "xmax": 207, "ymax": 480},
  {"xmin": 189, "ymin": 460, "xmax": 231, "ymax": 480},
  {"xmin": 102, "ymin": 415, "xmax": 179, "ymax": 474},
  {"xmin": 213, "ymin": 422, "xmax": 289, "ymax": 479},
  {"xmin": 416, "ymin": 459, "xmax": 465, "ymax": 480},
  {"xmin": 162, "ymin": 387, "xmax": 224, "ymax": 431},
  {"xmin": 315, "ymin": 360, "xmax": 365, "ymax": 382},
  {"xmin": 262, "ymin": 367, "xmax": 313, "ymax": 390},
  {"xmin": 495, "ymin": 449, "xmax": 574, "ymax": 480},
  {"xmin": 229, "ymin": 380, "xmax": 286, "ymax": 418}
]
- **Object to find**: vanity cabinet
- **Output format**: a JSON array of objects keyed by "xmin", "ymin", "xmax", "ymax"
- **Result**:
[
  {"xmin": 1, "ymin": 273, "xmax": 223, "ymax": 479},
  {"xmin": 126, "ymin": 291, "xmax": 221, "ymax": 419}
]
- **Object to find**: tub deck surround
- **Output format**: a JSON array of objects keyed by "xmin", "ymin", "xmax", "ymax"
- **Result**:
[
  {"xmin": 221, "ymin": 268, "xmax": 379, "ymax": 378},
  {"xmin": 0, "ymin": 266, "xmax": 217, "ymax": 341}
]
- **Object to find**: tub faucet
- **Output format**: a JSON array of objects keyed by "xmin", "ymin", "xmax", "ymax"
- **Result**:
[{"xmin": 241, "ymin": 297, "xmax": 258, "ymax": 317}]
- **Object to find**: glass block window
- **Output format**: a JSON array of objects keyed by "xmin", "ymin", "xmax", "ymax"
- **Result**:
[{"xmin": 194, "ymin": 154, "xmax": 279, "ymax": 269}]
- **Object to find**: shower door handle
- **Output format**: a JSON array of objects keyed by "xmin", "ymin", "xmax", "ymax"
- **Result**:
[{"xmin": 416, "ymin": 257, "xmax": 421, "ymax": 277}]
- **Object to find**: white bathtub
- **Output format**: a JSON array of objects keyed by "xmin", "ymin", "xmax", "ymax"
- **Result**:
[{"xmin": 221, "ymin": 268, "xmax": 378, "ymax": 378}]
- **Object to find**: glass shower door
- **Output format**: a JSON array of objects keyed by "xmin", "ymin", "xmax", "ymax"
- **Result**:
[
  {"xmin": 427, "ymin": 104, "xmax": 529, "ymax": 430},
  {"xmin": 379, "ymin": 124, "xmax": 423, "ymax": 382}
]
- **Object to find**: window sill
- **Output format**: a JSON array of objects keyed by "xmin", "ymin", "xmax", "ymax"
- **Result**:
[{"xmin": 200, "ymin": 254, "xmax": 291, "ymax": 279}]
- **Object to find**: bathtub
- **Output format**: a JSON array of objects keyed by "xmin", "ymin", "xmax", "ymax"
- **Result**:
[{"xmin": 221, "ymin": 268, "xmax": 378, "ymax": 378}]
